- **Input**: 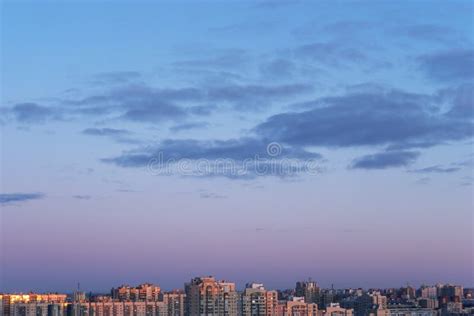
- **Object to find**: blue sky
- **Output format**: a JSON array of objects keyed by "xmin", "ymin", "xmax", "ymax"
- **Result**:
[{"xmin": 1, "ymin": 0, "xmax": 473, "ymax": 292}]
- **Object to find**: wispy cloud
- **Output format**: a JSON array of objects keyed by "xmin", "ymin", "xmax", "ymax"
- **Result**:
[
  {"xmin": 418, "ymin": 49, "xmax": 474, "ymax": 82},
  {"xmin": 409, "ymin": 165, "xmax": 461, "ymax": 174},
  {"xmin": 396, "ymin": 24, "xmax": 463, "ymax": 44},
  {"xmin": 82, "ymin": 127, "xmax": 139, "ymax": 144},
  {"xmin": 350, "ymin": 151, "xmax": 419, "ymax": 170},
  {"xmin": 10, "ymin": 103, "xmax": 59, "ymax": 124},
  {"xmin": 82, "ymin": 128, "xmax": 131, "ymax": 136},
  {"xmin": 199, "ymin": 192, "xmax": 228, "ymax": 199},
  {"xmin": 90, "ymin": 71, "xmax": 142, "ymax": 85},
  {"xmin": 72, "ymin": 195, "xmax": 92, "ymax": 200},
  {"xmin": 0, "ymin": 193, "xmax": 44, "ymax": 205},
  {"xmin": 169, "ymin": 122, "xmax": 209, "ymax": 132}
]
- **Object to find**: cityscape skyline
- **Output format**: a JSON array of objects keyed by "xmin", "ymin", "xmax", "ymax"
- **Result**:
[
  {"xmin": 1, "ymin": 277, "xmax": 472, "ymax": 316},
  {"xmin": 3, "ymin": 279, "xmax": 473, "ymax": 295},
  {"xmin": 0, "ymin": 274, "xmax": 474, "ymax": 294},
  {"xmin": 1, "ymin": 0, "xmax": 473, "ymax": 293}
]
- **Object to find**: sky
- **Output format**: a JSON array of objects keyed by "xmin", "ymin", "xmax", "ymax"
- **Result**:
[{"xmin": 0, "ymin": 0, "xmax": 473, "ymax": 292}]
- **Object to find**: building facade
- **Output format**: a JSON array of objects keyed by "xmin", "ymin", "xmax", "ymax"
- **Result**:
[{"xmin": 184, "ymin": 277, "xmax": 238, "ymax": 316}]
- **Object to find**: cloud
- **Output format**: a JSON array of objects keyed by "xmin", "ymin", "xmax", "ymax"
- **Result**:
[
  {"xmin": 350, "ymin": 151, "xmax": 419, "ymax": 170},
  {"xmin": 121, "ymin": 103, "xmax": 187, "ymax": 123},
  {"xmin": 409, "ymin": 165, "xmax": 461, "ymax": 174},
  {"xmin": 6, "ymin": 82, "xmax": 312, "ymax": 125},
  {"xmin": 0, "ymin": 193, "xmax": 44, "ymax": 205},
  {"xmin": 104, "ymin": 138, "xmax": 319, "ymax": 164},
  {"xmin": 188, "ymin": 104, "xmax": 218, "ymax": 116},
  {"xmin": 91, "ymin": 71, "xmax": 141, "ymax": 85},
  {"xmin": 82, "ymin": 127, "xmax": 138, "ymax": 144},
  {"xmin": 415, "ymin": 177, "xmax": 431, "ymax": 185},
  {"xmin": 418, "ymin": 49, "xmax": 474, "ymax": 82},
  {"xmin": 169, "ymin": 122, "xmax": 209, "ymax": 132},
  {"xmin": 210, "ymin": 20, "xmax": 277, "ymax": 34},
  {"xmin": 102, "ymin": 138, "xmax": 321, "ymax": 179},
  {"xmin": 199, "ymin": 192, "xmax": 228, "ymax": 199},
  {"xmin": 172, "ymin": 49, "xmax": 249, "ymax": 69},
  {"xmin": 103, "ymin": 87, "xmax": 472, "ymax": 174},
  {"xmin": 260, "ymin": 59, "xmax": 296, "ymax": 79},
  {"xmin": 254, "ymin": 0, "xmax": 301, "ymax": 9},
  {"xmin": 460, "ymin": 175, "xmax": 473, "ymax": 186},
  {"xmin": 293, "ymin": 20, "xmax": 372, "ymax": 39},
  {"xmin": 72, "ymin": 195, "xmax": 92, "ymax": 200},
  {"xmin": 438, "ymin": 83, "xmax": 474, "ymax": 119},
  {"xmin": 255, "ymin": 89, "xmax": 472, "ymax": 149},
  {"xmin": 396, "ymin": 24, "xmax": 462, "ymax": 44},
  {"xmin": 11, "ymin": 103, "xmax": 58, "ymax": 124},
  {"xmin": 82, "ymin": 128, "xmax": 131, "ymax": 136},
  {"xmin": 64, "ymin": 84, "xmax": 200, "ymax": 123},
  {"xmin": 207, "ymin": 83, "xmax": 313, "ymax": 111},
  {"xmin": 295, "ymin": 42, "xmax": 366, "ymax": 66}
]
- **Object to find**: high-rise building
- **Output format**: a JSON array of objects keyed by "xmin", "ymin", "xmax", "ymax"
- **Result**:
[
  {"xmin": 295, "ymin": 280, "xmax": 320, "ymax": 305},
  {"xmin": 418, "ymin": 298, "xmax": 439, "ymax": 309},
  {"xmin": 322, "ymin": 303, "xmax": 353, "ymax": 316},
  {"xmin": 438, "ymin": 284, "xmax": 463, "ymax": 304},
  {"xmin": 419, "ymin": 286, "xmax": 438, "ymax": 299},
  {"xmin": 319, "ymin": 290, "xmax": 335, "ymax": 309},
  {"xmin": 66, "ymin": 301, "xmax": 168, "ymax": 316},
  {"xmin": 354, "ymin": 292, "xmax": 387, "ymax": 316},
  {"xmin": 1, "ymin": 294, "xmax": 67, "ymax": 316},
  {"xmin": 241, "ymin": 283, "xmax": 278, "ymax": 316},
  {"xmin": 164, "ymin": 290, "xmax": 186, "ymax": 316},
  {"xmin": 276, "ymin": 297, "xmax": 319, "ymax": 316},
  {"xmin": 184, "ymin": 276, "xmax": 238, "ymax": 316},
  {"xmin": 111, "ymin": 283, "xmax": 161, "ymax": 302}
]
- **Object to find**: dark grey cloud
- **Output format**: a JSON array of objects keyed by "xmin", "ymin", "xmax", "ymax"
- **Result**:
[
  {"xmin": 102, "ymin": 138, "xmax": 321, "ymax": 179},
  {"xmin": 11, "ymin": 103, "xmax": 58, "ymax": 123},
  {"xmin": 255, "ymin": 90, "xmax": 472, "ymax": 149},
  {"xmin": 104, "ymin": 138, "xmax": 319, "ymax": 165},
  {"xmin": 350, "ymin": 151, "xmax": 419, "ymax": 170},
  {"xmin": 6, "ymin": 76, "xmax": 314, "ymax": 126},
  {"xmin": 82, "ymin": 128, "xmax": 131, "ymax": 136},
  {"xmin": 102, "ymin": 87, "xmax": 472, "ymax": 174},
  {"xmin": 0, "ymin": 193, "xmax": 44, "ymax": 205},
  {"xmin": 410, "ymin": 165, "xmax": 461, "ymax": 174},
  {"xmin": 65, "ymin": 84, "xmax": 201, "ymax": 122},
  {"xmin": 170, "ymin": 122, "xmax": 209, "ymax": 132},
  {"xmin": 418, "ymin": 49, "xmax": 474, "ymax": 82},
  {"xmin": 34, "ymin": 82, "xmax": 312, "ymax": 124},
  {"xmin": 438, "ymin": 84, "xmax": 474, "ymax": 119}
]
